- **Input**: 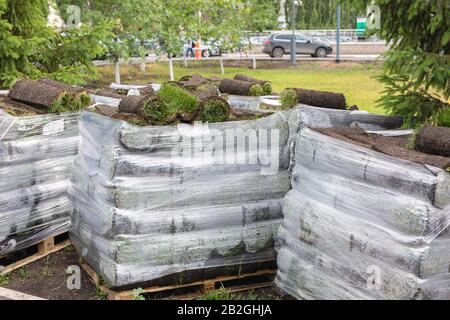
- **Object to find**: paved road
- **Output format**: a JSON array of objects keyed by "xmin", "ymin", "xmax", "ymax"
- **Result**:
[{"xmin": 93, "ymin": 53, "xmax": 381, "ymax": 66}]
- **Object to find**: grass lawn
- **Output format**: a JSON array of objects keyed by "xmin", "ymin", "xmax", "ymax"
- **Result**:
[{"xmin": 96, "ymin": 60, "xmax": 387, "ymax": 114}]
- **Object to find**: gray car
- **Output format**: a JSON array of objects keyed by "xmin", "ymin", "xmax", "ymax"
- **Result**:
[{"xmin": 263, "ymin": 33, "xmax": 333, "ymax": 58}]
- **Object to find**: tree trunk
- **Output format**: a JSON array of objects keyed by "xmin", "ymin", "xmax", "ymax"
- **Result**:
[
  {"xmin": 140, "ymin": 58, "xmax": 146, "ymax": 73},
  {"xmin": 114, "ymin": 61, "xmax": 121, "ymax": 84}
]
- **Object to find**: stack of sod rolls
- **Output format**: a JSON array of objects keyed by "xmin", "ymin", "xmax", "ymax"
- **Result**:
[
  {"xmin": 275, "ymin": 126, "xmax": 450, "ymax": 300},
  {"xmin": 0, "ymin": 95, "xmax": 81, "ymax": 256},
  {"xmin": 117, "ymin": 81, "xmax": 230, "ymax": 125},
  {"xmin": 68, "ymin": 110, "xmax": 293, "ymax": 288}
]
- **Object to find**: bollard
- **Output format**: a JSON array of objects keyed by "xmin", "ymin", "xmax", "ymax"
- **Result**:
[{"xmin": 252, "ymin": 57, "xmax": 256, "ymax": 70}]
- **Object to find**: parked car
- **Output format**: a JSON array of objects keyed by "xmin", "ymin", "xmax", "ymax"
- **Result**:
[
  {"xmin": 263, "ymin": 33, "xmax": 333, "ymax": 58},
  {"xmin": 180, "ymin": 42, "xmax": 222, "ymax": 58}
]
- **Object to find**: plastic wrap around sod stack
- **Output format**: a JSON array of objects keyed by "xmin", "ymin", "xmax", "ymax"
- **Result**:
[
  {"xmin": 0, "ymin": 109, "xmax": 79, "ymax": 256},
  {"xmin": 69, "ymin": 110, "xmax": 292, "ymax": 289},
  {"xmin": 275, "ymin": 127, "xmax": 450, "ymax": 300}
]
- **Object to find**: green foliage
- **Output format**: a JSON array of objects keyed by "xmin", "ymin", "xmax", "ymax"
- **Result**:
[
  {"xmin": 289, "ymin": 0, "xmax": 366, "ymax": 29},
  {"xmin": 0, "ymin": 0, "xmax": 113, "ymax": 87},
  {"xmin": 280, "ymin": 89, "xmax": 298, "ymax": 109},
  {"xmin": 95, "ymin": 286, "xmax": 108, "ymax": 300},
  {"xmin": 200, "ymin": 286, "xmax": 233, "ymax": 300},
  {"xmin": 0, "ymin": 274, "xmax": 10, "ymax": 286},
  {"xmin": 346, "ymin": 0, "xmax": 450, "ymax": 128},
  {"xmin": 131, "ymin": 288, "xmax": 146, "ymax": 300},
  {"xmin": 18, "ymin": 267, "xmax": 30, "ymax": 280},
  {"xmin": 432, "ymin": 108, "xmax": 450, "ymax": 127}
]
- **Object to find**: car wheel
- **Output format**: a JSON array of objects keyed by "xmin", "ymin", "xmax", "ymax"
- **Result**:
[
  {"xmin": 315, "ymin": 47, "xmax": 327, "ymax": 58},
  {"xmin": 202, "ymin": 50, "xmax": 212, "ymax": 58},
  {"xmin": 272, "ymin": 47, "xmax": 284, "ymax": 58}
]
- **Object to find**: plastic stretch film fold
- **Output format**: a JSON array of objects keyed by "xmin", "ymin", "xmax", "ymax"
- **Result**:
[
  {"xmin": 275, "ymin": 127, "xmax": 450, "ymax": 300},
  {"xmin": 69, "ymin": 104, "xmax": 402, "ymax": 288},
  {"xmin": 0, "ymin": 109, "xmax": 79, "ymax": 256}
]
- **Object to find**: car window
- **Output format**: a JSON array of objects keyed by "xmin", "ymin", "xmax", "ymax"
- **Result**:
[
  {"xmin": 274, "ymin": 34, "xmax": 293, "ymax": 41},
  {"xmin": 295, "ymin": 35, "xmax": 309, "ymax": 42}
]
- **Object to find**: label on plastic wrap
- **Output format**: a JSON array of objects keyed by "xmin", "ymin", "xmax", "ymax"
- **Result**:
[{"xmin": 43, "ymin": 119, "xmax": 65, "ymax": 136}]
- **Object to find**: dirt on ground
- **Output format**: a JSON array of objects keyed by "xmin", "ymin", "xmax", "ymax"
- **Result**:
[
  {"xmin": 0, "ymin": 245, "xmax": 289, "ymax": 300},
  {"xmin": 1, "ymin": 245, "xmax": 98, "ymax": 300}
]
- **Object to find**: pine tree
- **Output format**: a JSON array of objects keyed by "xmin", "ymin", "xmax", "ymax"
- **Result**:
[
  {"xmin": 0, "ymin": 0, "xmax": 113, "ymax": 87},
  {"xmin": 347, "ymin": 0, "xmax": 450, "ymax": 127}
]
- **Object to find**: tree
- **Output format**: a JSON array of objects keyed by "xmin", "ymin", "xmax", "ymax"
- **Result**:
[
  {"xmin": 346, "ymin": 0, "xmax": 450, "ymax": 127},
  {"xmin": 283, "ymin": 0, "xmax": 366, "ymax": 30},
  {"xmin": 0, "ymin": 0, "xmax": 112, "ymax": 88}
]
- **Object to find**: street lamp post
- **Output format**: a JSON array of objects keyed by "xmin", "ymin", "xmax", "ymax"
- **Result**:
[
  {"xmin": 290, "ymin": 1, "xmax": 301, "ymax": 65},
  {"xmin": 336, "ymin": 4, "xmax": 341, "ymax": 63}
]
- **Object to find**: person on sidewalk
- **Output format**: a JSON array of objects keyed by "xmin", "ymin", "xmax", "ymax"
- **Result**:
[{"xmin": 186, "ymin": 40, "xmax": 195, "ymax": 58}]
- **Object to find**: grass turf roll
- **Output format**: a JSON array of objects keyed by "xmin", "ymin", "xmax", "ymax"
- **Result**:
[
  {"xmin": 280, "ymin": 89, "xmax": 298, "ymax": 109},
  {"xmin": 233, "ymin": 74, "xmax": 272, "ymax": 95},
  {"xmin": 200, "ymin": 97, "xmax": 231, "ymax": 123},
  {"xmin": 219, "ymin": 78, "xmax": 264, "ymax": 96},
  {"xmin": 288, "ymin": 88, "xmax": 347, "ymax": 110},
  {"xmin": 415, "ymin": 125, "xmax": 450, "ymax": 157},
  {"xmin": 118, "ymin": 95, "xmax": 150, "ymax": 114},
  {"xmin": 9, "ymin": 79, "xmax": 91, "ymax": 112}
]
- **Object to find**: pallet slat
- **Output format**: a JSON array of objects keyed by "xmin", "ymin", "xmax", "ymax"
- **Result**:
[
  {"xmin": 81, "ymin": 263, "xmax": 276, "ymax": 300},
  {"xmin": 0, "ymin": 287, "xmax": 46, "ymax": 300},
  {"xmin": 0, "ymin": 237, "xmax": 71, "ymax": 275}
]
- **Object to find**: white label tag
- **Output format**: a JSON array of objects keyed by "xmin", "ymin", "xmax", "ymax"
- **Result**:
[{"xmin": 43, "ymin": 119, "xmax": 65, "ymax": 136}]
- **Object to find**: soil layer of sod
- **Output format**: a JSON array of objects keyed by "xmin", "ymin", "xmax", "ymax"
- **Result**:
[{"xmin": 314, "ymin": 127, "xmax": 450, "ymax": 170}]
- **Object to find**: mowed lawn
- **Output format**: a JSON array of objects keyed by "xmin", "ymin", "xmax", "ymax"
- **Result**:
[{"xmin": 97, "ymin": 60, "xmax": 387, "ymax": 114}]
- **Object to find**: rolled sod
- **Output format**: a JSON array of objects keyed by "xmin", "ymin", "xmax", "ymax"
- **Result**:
[
  {"xmin": 287, "ymin": 88, "xmax": 347, "ymax": 110},
  {"xmin": 139, "ymin": 86, "xmax": 155, "ymax": 96},
  {"xmin": 9, "ymin": 79, "xmax": 91, "ymax": 112},
  {"xmin": 118, "ymin": 95, "xmax": 150, "ymax": 114},
  {"xmin": 37, "ymin": 78, "xmax": 83, "ymax": 93},
  {"xmin": 219, "ymin": 78, "xmax": 264, "ymax": 96},
  {"xmin": 415, "ymin": 125, "xmax": 450, "ymax": 157},
  {"xmin": 140, "ymin": 96, "xmax": 172, "ymax": 124},
  {"xmin": 200, "ymin": 97, "xmax": 231, "ymax": 123},
  {"xmin": 95, "ymin": 104, "xmax": 118, "ymax": 118},
  {"xmin": 233, "ymin": 74, "xmax": 272, "ymax": 95}
]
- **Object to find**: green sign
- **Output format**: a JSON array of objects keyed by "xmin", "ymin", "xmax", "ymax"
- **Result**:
[{"xmin": 356, "ymin": 17, "xmax": 367, "ymax": 38}]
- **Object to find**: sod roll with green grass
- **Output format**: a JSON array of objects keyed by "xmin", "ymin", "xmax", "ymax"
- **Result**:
[
  {"xmin": 233, "ymin": 74, "xmax": 273, "ymax": 95},
  {"xmin": 200, "ymin": 96, "xmax": 231, "ymax": 123},
  {"xmin": 9, "ymin": 79, "xmax": 91, "ymax": 113},
  {"xmin": 219, "ymin": 78, "xmax": 264, "ymax": 96}
]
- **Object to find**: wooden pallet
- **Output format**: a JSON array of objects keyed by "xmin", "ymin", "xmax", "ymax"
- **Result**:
[
  {"xmin": 0, "ymin": 234, "xmax": 71, "ymax": 275},
  {"xmin": 0, "ymin": 287, "xmax": 46, "ymax": 300},
  {"xmin": 81, "ymin": 263, "xmax": 276, "ymax": 300}
]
